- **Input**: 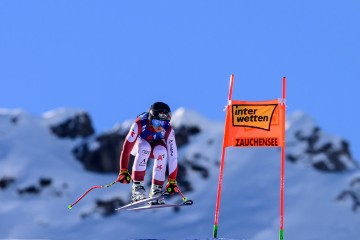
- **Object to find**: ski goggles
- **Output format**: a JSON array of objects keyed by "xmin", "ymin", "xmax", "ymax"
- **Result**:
[
  {"xmin": 151, "ymin": 118, "xmax": 170, "ymax": 128},
  {"xmin": 150, "ymin": 109, "xmax": 172, "ymax": 121}
]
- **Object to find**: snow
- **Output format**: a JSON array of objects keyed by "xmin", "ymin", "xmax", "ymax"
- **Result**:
[{"xmin": 0, "ymin": 107, "xmax": 359, "ymax": 240}]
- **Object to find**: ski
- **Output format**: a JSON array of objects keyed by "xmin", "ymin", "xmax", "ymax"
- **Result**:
[
  {"xmin": 115, "ymin": 192, "xmax": 170, "ymax": 211},
  {"xmin": 127, "ymin": 199, "xmax": 193, "ymax": 211}
]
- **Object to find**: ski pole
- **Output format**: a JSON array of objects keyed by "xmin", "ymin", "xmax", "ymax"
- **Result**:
[
  {"xmin": 175, "ymin": 186, "xmax": 188, "ymax": 202},
  {"xmin": 68, "ymin": 179, "xmax": 119, "ymax": 209}
]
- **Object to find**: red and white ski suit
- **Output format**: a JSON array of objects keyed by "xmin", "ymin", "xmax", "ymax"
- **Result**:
[{"xmin": 119, "ymin": 113, "xmax": 178, "ymax": 185}]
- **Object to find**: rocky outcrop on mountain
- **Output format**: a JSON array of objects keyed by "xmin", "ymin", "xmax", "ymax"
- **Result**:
[
  {"xmin": 287, "ymin": 126, "xmax": 358, "ymax": 171},
  {"xmin": 95, "ymin": 197, "xmax": 126, "ymax": 217},
  {"xmin": 286, "ymin": 112, "xmax": 358, "ymax": 172},
  {"xmin": 336, "ymin": 176, "xmax": 360, "ymax": 212},
  {"xmin": 50, "ymin": 112, "xmax": 95, "ymax": 139},
  {"xmin": 174, "ymin": 125, "xmax": 201, "ymax": 148},
  {"xmin": 17, "ymin": 177, "xmax": 53, "ymax": 195},
  {"xmin": 0, "ymin": 176, "xmax": 15, "ymax": 190},
  {"xmin": 72, "ymin": 128, "xmax": 125, "ymax": 173},
  {"xmin": 0, "ymin": 176, "xmax": 65, "ymax": 198}
]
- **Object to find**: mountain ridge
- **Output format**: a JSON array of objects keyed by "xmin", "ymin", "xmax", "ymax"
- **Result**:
[{"xmin": 0, "ymin": 107, "xmax": 359, "ymax": 240}]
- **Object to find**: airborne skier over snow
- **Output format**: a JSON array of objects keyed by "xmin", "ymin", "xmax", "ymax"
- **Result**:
[{"xmin": 116, "ymin": 101, "xmax": 179, "ymax": 204}]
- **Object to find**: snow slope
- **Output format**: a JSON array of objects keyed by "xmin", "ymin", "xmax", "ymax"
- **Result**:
[{"xmin": 0, "ymin": 107, "xmax": 359, "ymax": 240}]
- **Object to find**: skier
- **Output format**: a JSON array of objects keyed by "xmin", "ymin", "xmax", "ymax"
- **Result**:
[{"xmin": 116, "ymin": 102, "xmax": 179, "ymax": 204}]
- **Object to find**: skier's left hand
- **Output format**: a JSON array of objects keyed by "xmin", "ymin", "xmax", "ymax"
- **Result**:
[{"xmin": 165, "ymin": 179, "xmax": 178, "ymax": 195}]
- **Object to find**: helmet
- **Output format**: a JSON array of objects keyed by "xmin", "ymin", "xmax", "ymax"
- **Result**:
[{"xmin": 148, "ymin": 102, "xmax": 171, "ymax": 121}]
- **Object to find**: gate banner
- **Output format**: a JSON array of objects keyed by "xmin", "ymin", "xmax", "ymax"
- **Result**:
[{"xmin": 223, "ymin": 99, "xmax": 285, "ymax": 148}]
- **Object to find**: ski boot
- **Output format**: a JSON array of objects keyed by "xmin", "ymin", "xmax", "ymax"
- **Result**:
[
  {"xmin": 149, "ymin": 184, "xmax": 165, "ymax": 205},
  {"xmin": 131, "ymin": 181, "xmax": 146, "ymax": 203}
]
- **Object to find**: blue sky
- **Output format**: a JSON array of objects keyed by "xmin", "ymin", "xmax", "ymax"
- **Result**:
[{"xmin": 1, "ymin": 1, "xmax": 359, "ymax": 161}]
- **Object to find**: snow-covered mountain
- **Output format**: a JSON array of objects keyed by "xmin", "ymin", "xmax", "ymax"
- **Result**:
[{"xmin": 0, "ymin": 107, "xmax": 359, "ymax": 240}]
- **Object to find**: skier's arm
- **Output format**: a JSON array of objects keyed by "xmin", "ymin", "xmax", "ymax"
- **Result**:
[
  {"xmin": 119, "ymin": 121, "xmax": 140, "ymax": 171},
  {"xmin": 165, "ymin": 127, "xmax": 178, "ymax": 180}
]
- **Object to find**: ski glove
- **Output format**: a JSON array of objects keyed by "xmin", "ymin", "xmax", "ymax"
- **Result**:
[
  {"xmin": 117, "ymin": 169, "xmax": 131, "ymax": 184},
  {"xmin": 165, "ymin": 179, "xmax": 178, "ymax": 195}
]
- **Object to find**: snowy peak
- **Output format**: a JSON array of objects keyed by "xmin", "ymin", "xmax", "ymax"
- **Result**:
[
  {"xmin": 286, "ymin": 110, "xmax": 318, "ymax": 137},
  {"xmin": 42, "ymin": 107, "xmax": 87, "ymax": 125},
  {"xmin": 171, "ymin": 107, "xmax": 207, "ymax": 127}
]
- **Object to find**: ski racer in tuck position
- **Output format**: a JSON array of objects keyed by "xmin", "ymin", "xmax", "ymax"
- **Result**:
[{"xmin": 116, "ymin": 102, "xmax": 179, "ymax": 205}]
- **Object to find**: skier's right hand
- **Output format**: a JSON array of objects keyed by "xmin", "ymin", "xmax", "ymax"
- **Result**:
[{"xmin": 117, "ymin": 169, "xmax": 131, "ymax": 184}]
